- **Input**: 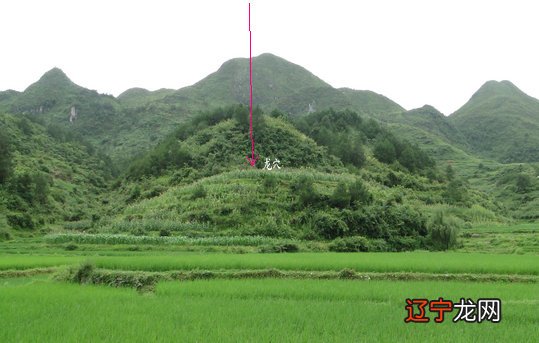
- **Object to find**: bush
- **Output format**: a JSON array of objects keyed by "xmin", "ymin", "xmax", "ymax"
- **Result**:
[
  {"xmin": 262, "ymin": 174, "xmax": 278, "ymax": 189},
  {"xmin": 65, "ymin": 243, "xmax": 78, "ymax": 251},
  {"xmin": 0, "ymin": 229, "xmax": 12, "ymax": 241},
  {"xmin": 373, "ymin": 138, "xmax": 396, "ymax": 164},
  {"xmin": 330, "ymin": 182, "xmax": 350, "ymax": 208},
  {"xmin": 72, "ymin": 262, "xmax": 95, "ymax": 283},
  {"xmin": 344, "ymin": 207, "xmax": 385, "ymax": 238},
  {"xmin": 428, "ymin": 211, "xmax": 461, "ymax": 250},
  {"xmin": 292, "ymin": 176, "xmax": 318, "ymax": 206},
  {"xmin": 7, "ymin": 213, "xmax": 35, "ymax": 230},
  {"xmin": 387, "ymin": 236, "xmax": 421, "ymax": 252},
  {"xmin": 367, "ymin": 238, "xmax": 389, "ymax": 252},
  {"xmin": 349, "ymin": 179, "xmax": 372, "ymax": 206},
  {"xmin": 131, "ymin": 227, "xmax": 146, "ymax": 236},
  {"xmin": 0, "ymin": 130, "xmax": 12, "ymax": 184},
  {"xmin": 259, "ymin": 242, "xmax": 299, "ymax": 253},
  {"xmin": 329, "ymin": 236, "xmax": 369, "ymax": 252},
  {"xmin": 159, "ymin": 229, "xmax": 171, "ymax": 237},
  {"xmin": 311, "ymin": 212, "xmax": 348, "ymax": 239},
  {"xmin": 516, "ymin": 174, "xmax": 532, "ymax": 193},
  {"xmin": 191, "ymin": 184, "xmax": 207, "ymax": 200}
]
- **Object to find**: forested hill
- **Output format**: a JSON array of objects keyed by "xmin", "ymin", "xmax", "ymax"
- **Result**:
[{"xmin": 450, "ymin": 80, "xmax": 539, "ymax": 163}]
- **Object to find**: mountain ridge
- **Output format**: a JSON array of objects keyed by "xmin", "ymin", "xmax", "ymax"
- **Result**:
[{"xmin": 450, "ymin": 80, "xmax": 539, "ymax": 162}]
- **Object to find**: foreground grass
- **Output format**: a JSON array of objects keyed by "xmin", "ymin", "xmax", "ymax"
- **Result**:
[
  {"xmin": 1, "ymin": 252, "xmax": 538, "ymax": 275},
  {"xmin": 0, "ymin": 278, "xmax": 537, "ymax": 342}
]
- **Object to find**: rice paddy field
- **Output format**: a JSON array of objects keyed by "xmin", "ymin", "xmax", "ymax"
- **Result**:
[{"xmin": 1, "ymin": 223, "xmax": 538, "ymax": 342}]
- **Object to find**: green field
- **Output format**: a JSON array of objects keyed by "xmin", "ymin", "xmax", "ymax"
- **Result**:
[
  {"xmin": 1, "ymin": 223, "xmax": 538, "ymax": 342},
  {"xmin": 1, "ymin": 278, "xmax": 537, "ymax": 342},
  {"xmin": 1, "ymin": 251, "xmax": 538, "ymax": 275}
]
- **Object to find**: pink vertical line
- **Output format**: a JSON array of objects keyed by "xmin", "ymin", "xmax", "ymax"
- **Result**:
[{"xmin": 248, "ymin": 3, "xmax": 256, "ymax": 164}]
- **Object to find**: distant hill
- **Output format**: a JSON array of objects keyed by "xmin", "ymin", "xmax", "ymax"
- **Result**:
[
  {"xmin": 0, "ymin": 69, "xmax": 185, "ymax": 164},
  {"xmin": 161, "ymin": 53, "xmax": 403, "ymax": 117},
  {"xmin": 117, "ymin": 87, "xmax": 175, "ymax": 107},
  {"xmin": 450, "ymin": 80, "xmax": 539, "ymax": 163},
  {"xmin": 0, "ymin": 54, "xmax": 407, "ymax": 163}
]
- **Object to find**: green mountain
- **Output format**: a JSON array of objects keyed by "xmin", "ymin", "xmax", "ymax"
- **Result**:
[
  {"xmin": 0, "ymin": 54, "xmax": 405, "ymax": 163},
  {"xmin": 450, "ymin": 80, "xmax": 539, "ymax": 163},
  {"xmin": 2, "ymin": 55, "xmax": 538, "ymax": 230},
  {"xmin": 0, "ymin": 69, "xmax": 183, "ymax": 164},
  {"xmin": 103, "ymin": 106, "xmax": 501, "ymax": 250},
  {"xmin": 162, "ymin": 53, "xmax": 403, "ymax": 117},
  {"xmin": 0, "ymin": 113, "xmax": 114, "ymax": 232},
  {"xmin": 117, "ymin": 87, "xmax": 175, "ymax": 107},
  {"xmin": 373, "ymin": 105, "xmax": 474, "ymax": 163}
]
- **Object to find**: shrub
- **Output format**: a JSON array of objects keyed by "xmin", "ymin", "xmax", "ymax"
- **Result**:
[
  {"xmin": 349, "ymin": 179, "xmax": 372, "ymax": 206},
  {"xmin": 259, "ymin": 242, "xmax": 299, "ymax": 253},
  {"xmin": 311, "ymin": 212, "xmax": 348, "ymax": 239},
  {"xmin": 7, "ymin": 213, "xmax": 35, "ymax": 230},
  {"xmin": 516, "ymin": 174, "xmax": 532, "ymax": 193},
  {"xmin": 292, "ymin": 176, "xmax": 318, "ymax": 206},
  {"xmin": 329, "ymin": 236, "xmax": 369, "ymax": 252},
  {"xmin": 65, "ymin": 243, "xmax": 78, "ymax": 251},
  {"xmin": 0, "ymin": 229, "xmax": 12, "ymax": 241},
  {"xmin": 72, "ymin": 262, "xmax": 95, "ymax": 283},
  {"xmin": 131, "ymin": 227, "xmax": 146, "ymax": 236},
  {"xmin": 0, "ymin": 130, "xmax": 12, "ymax": 184},
  {"xmin": 373, "ymin": 138, "xmax": 396, "ymax": 164},
  {"xmin": 159, "ymin": 229, "xmax": 171, "ymax": 237},
  {"xmin": 345, "ymin": 207, "xmax": 385, "ymax": 238},
  {"xmin": 367, "ymin": 238, "xmax": 389, "ymax": 252},
  {"xmin": 387, "ymin": 236, "xmax": 421, "ymax": 252},
  {"xmin": 428, "ymin": 211, "xmax": 461, "ymax": 250},
  {"xmin": 262, "ymin": 174, "xmax": 278, "ymax": 189},
  {"xmin": 127, "ymin": 185, "xmax": 141, "ymax": 203},
  {"xmin": 191, "ymin": 184, "xmax": 207, "ymax": 200},
  {"xmin": 330, "ymin": 182, "xmax": 350, "ymax": 208}
]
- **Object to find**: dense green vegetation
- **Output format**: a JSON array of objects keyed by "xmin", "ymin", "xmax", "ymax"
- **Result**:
[
  {"xmin": 0, "ymin": 113, "xmax": 114, "ymax": 234},
  {"xmin": 450, "ymin": 80, "xmax": 539, "ymax": 163},
  {"xmin": 1, "ymin": 55, "xmax": 537, "ymax": 249}
]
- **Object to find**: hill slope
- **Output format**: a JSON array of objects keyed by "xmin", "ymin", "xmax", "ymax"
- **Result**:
[
  {"xmin": 161, "ymin": 53, "xmax": 403, "ymax": 117},
  {"xmin": 450, "ymin": 80, "xmax": 539, "ymax": 163},
  {"xmin": 0, "ymin": 113, "xmax": 114, "ymax": 233}
]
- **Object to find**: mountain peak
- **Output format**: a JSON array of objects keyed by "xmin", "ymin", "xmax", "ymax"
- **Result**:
[
  {"xmin": 30, "ymin": 67, "xmax": 75, "ymax": 91},
  {"xmin": 471, "ymin": 80, "xmax": 525, "ymax": 100},
  {"xmin": 407, "ymin": 104, "xmax": 444, "ymax": 117},
  {"xmin": 40, "ymin": 67, "xmax": 70, "ymax": 80}
]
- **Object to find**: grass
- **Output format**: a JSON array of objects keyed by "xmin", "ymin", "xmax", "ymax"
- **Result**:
[
  {"xmin": 0, "ymin": 278, "xmax": 537, "ymax": 342},
  {"xmin": 458, "ymin": 223, "xmax": 539, "ymax": 254},
  {"xmin": 1, "ymin": 251, "xmax": 537, "ymax": 275},
  {"xmin": 44, "ymin": 233, "xmax": 284, "ymax": 246}
]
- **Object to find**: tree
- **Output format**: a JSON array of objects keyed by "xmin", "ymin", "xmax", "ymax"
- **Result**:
[
  {"xmin": 311, "ymin": 212, "xmax": 348, "ymax": 239},
  {"xmin": 331, "ymin": 182, "xmax": 350, "ymax": 208},
  {"xmin": 516, "ymin": 174, "xmax": 532, "ymax": 193},
  {"xmin": 444, "ymin": 179, "xmax": 467, "ymax": 204},
  {"xmin": 349, "ymin": 179, "xmax": 372, "ymax": 206},
  {"xmin": 292, "ymin": 176, "xmax": 318, "ymax": 206},
  {"xmin": 428, "ymin": 211, "xmax": 460, "ymax": 250},
  {"xmin": 446, "ymin": 164, "xmax": 455, "ymax": 181},
  {"xmin": 0, "ymin": 131, "xmax": 12, "ymax": 184},
  {"xmin": 373, "ymin": 138, "xmax": 396, "ymax": 164},
  {"xmin": 32, "ymin": 174, "xmax": 50, "ymax": 205},
  {"xmin": 341, "ymin": 136, "xmax": 366, "ymax": 168}
]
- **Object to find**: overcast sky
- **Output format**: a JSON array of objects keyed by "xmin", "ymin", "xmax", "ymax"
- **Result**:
[{"xmin": 1, "ymin": 0, "xmax": 538, "ymax": 114}]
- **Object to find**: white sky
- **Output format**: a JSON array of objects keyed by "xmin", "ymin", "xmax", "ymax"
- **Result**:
[{"xmin": 1, "ymin": 0, "xmax": 538, "ymax": 114}]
